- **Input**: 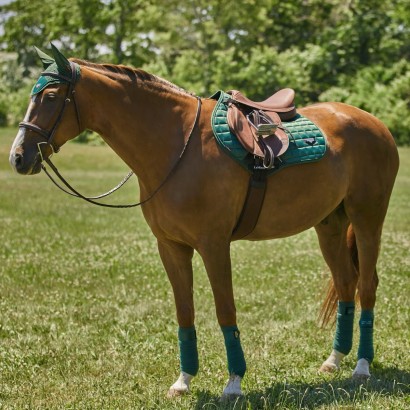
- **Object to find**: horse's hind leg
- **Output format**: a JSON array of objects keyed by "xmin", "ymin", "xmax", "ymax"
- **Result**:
[
  {"xmin": 315, "ymin": 205, "xmax": 359, "ymax": 373},
  {"xmin": 344, "ymin": 193, "xmax": 389, "ymax": 379}
]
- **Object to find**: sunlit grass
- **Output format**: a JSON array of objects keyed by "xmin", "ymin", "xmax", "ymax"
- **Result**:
[{"xmin": 1, "ymin": 129, "xmax": 409, "ymax": 408}]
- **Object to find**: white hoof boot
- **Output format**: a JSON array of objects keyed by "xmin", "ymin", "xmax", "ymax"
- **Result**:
[
  {"xmin": 319, "ymin": 350, "xmax": 345, "ymax": 373},
  {"xmin": 221, "ymin": 374, "xmax": 243, "ymax": 400},
  {"xmin": 352, "ymin": 358, "xmax": 371, "ymax": 379},
  {"xmin": 167, "ymin": 371, "xmax": 194, "ymax": 397}
]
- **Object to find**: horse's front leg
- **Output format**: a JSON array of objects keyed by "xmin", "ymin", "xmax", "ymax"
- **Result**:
[
  {"xmin": 157, "ymin": 240, "xmax": 198, "ymax": 397},
  {"xmin": 198, "ymin": 241, "xmax": 246, "ymax": 399}
]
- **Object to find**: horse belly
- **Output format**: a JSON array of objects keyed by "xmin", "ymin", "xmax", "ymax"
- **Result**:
[{"xmin": 245, "ymin": 153, "xmax": 348, "ymax": 240}]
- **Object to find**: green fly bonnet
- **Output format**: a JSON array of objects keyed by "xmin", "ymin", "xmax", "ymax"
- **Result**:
[
  {"xmin": 19, "ymin": 44, "xmax": 82, "ymax": 154},
  {"xmin": 31, "ymin": 43, "xmax": 81, "ymax": 95}
]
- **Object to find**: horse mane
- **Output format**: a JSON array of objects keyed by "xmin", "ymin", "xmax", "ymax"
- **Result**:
[{"xmin": 71, "ymin": 58, "xmax": 194, "ymax": 97}]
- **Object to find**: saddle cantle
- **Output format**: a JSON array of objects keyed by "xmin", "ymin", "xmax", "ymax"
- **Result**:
[{"xmin": 226, "ymin": 89, "xmax": 296, "ymax": 169}]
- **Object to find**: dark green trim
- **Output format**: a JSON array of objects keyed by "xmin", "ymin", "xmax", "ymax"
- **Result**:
[
  {"xmin": 358, "ymin": 310, "xmax": 374, "ymax": 363},
  {"xmin": 221, "ymin": 325, "xmax": 246, "ymax": 377},
  {"xmin": 178, "ymin": 326, "xmax": 199, "ymax": 376},
  {"xmin": 333, "ymin": 301, "xmax": 355, "ymax": 355}
]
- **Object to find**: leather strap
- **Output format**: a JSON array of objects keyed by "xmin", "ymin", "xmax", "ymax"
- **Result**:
[
  {"xmin": 19, "ymin": 61, "xmax": 81, "ymax": 154},
  {"xmin": 41, "ymin": 96, "xmax": 202, "ymax": 208},
  {"xmin": 231, "ymin": 169, "xmax": 267, "ymax": 240}
]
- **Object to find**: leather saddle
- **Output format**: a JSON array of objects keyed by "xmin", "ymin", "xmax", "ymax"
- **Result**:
[{"xmin": 227, "ymin": 88, "xmax": 296, "ymax": 168}]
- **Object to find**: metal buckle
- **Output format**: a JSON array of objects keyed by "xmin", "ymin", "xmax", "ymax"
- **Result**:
[
  {"xmin": 246, "ymin": 110, "xmax": 278, "ymax": 137},
  {"xmin": 37, "ymin": 141, "xmax": 54, "ymax": 162}
]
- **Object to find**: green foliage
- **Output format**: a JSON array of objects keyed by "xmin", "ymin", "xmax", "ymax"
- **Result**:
[
  {"xmin": 320, "ymin": 60, "xmax": 410, "ymax": 145},
  {"xmin": 0, "ymin": 0, "xmax": 409, "ymax": 144},
  {"xmin": 75, "ymin": 130, "xmax": 106, "ymax": 145},
  {"xmin": 0, "ymin": 52, "xmax": 33, "ymax": 125}
]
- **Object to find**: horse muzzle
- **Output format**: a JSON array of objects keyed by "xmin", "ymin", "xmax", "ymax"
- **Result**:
[
  {"xmin": 9, "ymin": 131, "xmax": 43, "ymax": 175},
  {"xmin": 9, "ymin": 150, "xmax": 42, "ymax": 175}
]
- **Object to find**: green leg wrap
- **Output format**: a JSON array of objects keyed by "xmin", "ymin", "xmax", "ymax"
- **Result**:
[
  {"xmin": 333, "ymin": 301, "xmax": 355, "ymax": 355},
  {"xmin": 178, "ymin": 326, "xmax": 199, "ymax": 376},
  {"xmin": 221, "ymin": 325, "xmax": 246, "ymax": 378},
  {"xmin": 357, "ymin": 310, "xmax": 374, "ymax": 363}
]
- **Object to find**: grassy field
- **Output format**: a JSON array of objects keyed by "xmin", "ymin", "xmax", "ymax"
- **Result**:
[{"xmin": 1, "ymin": 127, "xmax": 409, "ymax": 409}]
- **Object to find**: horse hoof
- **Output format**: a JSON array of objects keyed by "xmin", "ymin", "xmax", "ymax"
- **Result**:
[
  {"xmin": 221, "ymin": 374, "xmax": 243, "ymax": 400},
  {"xmin": 167, "ymin": 371, "xmax": 193, "ymax": 398},
  {"xmin": 220, "ymin": 392, "xmax": 244, "ymax": 402},
  {"xmin": 352, "ymin": 358, "xmax": 371, "ymax": 380},
  {"xmin": 166, "ymin": 387, "xmax": 188, "ymax": 398},
  {"xmin": 318, "ymin": 362, "xmax": 339, "ymax": 373},
  {"xmin": 352, "ymin": 372, "xmax": 371, "ymax": 382}
]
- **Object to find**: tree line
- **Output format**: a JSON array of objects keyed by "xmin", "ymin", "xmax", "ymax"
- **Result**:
[{"xmin": 0, "ymin": 0, "xmax": 409, "ymax": 144}]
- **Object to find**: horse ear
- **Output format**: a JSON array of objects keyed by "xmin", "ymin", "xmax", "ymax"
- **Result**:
[
  {"xmin": 34, "ymin": 46, "xmax": 54, "ymax": 69},
  {"xmin": 50, "ymin": 42, "xmax": 72, "ymax": 75}
]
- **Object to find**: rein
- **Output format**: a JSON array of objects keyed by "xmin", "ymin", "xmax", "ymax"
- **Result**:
[
  {"xmin": 41, "ymin": 96, "xmax": 202, "ymax": 208},
  {"xmin": 33, "ymin": 74, "xmax": 201, "ymax": 207},
  {"xmin": 19, "ymin": 61, "xmax": 202, "ymax": 208}
]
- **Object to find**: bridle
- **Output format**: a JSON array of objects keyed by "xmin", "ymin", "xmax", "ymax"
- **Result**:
[
  {"xmin": 18, "ymin": 62, "xmax": 202, "ymax": 208},
  {"xmin": 19, "ymin": 61, "xmax": 82, "ymax": 155}
]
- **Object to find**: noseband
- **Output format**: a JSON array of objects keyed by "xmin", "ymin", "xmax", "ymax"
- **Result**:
[{"xmin": 19, "ymin": 61, "xmax": 81, "ymax": 155}]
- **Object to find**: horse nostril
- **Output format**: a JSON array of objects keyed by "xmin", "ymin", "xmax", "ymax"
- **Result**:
[{"xmin": 14, "ymin": 153, "xmax": 23, "ymax": 170}]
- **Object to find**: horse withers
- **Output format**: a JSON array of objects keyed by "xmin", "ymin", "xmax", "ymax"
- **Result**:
[{"xmin": 9, "ymin": 45, "xmax": 399, "ymax": 398}]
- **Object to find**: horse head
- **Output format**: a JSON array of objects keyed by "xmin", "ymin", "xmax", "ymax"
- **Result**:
[{"xmin": 9, "ymin": 44, "xmax": 83, "ymax": 175}]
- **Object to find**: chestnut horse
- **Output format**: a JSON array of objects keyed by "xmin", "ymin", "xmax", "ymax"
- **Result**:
[{"xmin": 9, "ymin": 46, "xmax": 399, "ymax": 398}]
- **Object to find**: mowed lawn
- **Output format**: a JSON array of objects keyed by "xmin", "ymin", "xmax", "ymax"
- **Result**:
[{"xmin": 1, "ymin": 128, "xmax": 409, "ymax": 409}]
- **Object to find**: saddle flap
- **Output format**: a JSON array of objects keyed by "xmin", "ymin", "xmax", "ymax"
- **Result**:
[{"xmin": 227, "ymin": 104, "xmax": 289, "ymax": 159}]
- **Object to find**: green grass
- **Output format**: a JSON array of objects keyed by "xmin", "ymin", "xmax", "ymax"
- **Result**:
[{"xmin": 1, "ymin": 128, "xmax": 409, "ymax": 409}]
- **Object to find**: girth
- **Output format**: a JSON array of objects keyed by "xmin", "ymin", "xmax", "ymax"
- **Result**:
[{"xmin": 231, "ymin": 168, "xmax": 267, "ymax": 240}]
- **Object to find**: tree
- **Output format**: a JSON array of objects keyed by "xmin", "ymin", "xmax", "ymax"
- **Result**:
[{"xmin": 0, "ymin": 0, "xmax": 409, "ymax": 144}]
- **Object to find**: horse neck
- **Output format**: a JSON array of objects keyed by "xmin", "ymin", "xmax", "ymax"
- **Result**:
[{"xmin": 76, "ymin": 67, "xmax": 198, "ymax": 191}]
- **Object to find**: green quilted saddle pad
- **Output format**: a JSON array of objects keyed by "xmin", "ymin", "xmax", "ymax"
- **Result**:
[{"xmin": 210, "ymin": 91, "xmax": 327, "ymax": 175}]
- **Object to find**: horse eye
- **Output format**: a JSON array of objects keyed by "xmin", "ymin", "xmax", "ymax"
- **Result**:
[{"xmin": 46, "ymin": 93, "xmax": 57, "ymax": 101}]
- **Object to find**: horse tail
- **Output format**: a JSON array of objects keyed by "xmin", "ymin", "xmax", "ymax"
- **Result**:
[{"xmin": 319, "ymin": 224, "xmax": 359, "ymax": 327}]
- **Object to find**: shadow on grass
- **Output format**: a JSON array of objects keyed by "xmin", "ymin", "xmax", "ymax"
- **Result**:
[{"xmin": 194, "ymin": 367, "xmax": 410, "ymax": 409}]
